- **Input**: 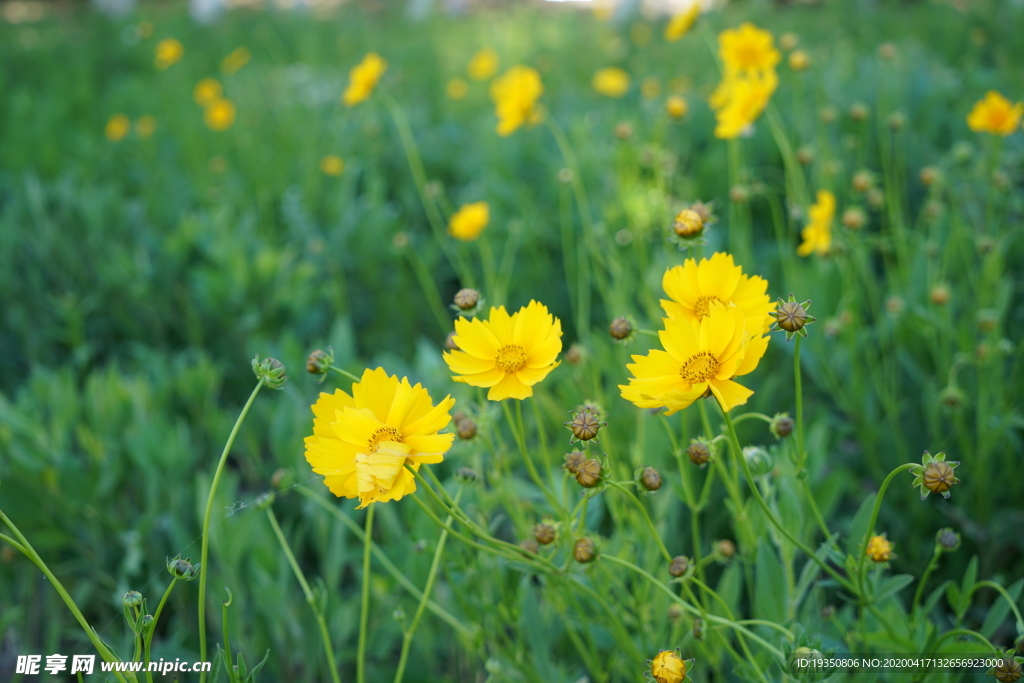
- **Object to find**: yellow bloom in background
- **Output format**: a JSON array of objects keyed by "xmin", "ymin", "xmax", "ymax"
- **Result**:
[
  {"xmin": 343, "ymin": 52, "xmax": 388, "ymax": 107},
  {"xmin": 788, "ymin": 49, "xmax": 810, "ymax": 71},
  {"xmin": 446, "ymin": 78, "xmax": 469, "ymax": 100},
  {"xmin": 105, "ymin": 114, "xmax": 131, "ymax": 142},
  {"xmin": 966, "ymin": 90, "xmax": 1023, "ymax": 136},
  {"xmin": 666, "ymin": 95, "xmax": 688, "ymax": 119},
  {"xmin": 718, "ymin": 23, "xmax": 780, "ymax": 75},
  {"xmin": 193, "ymin": 78, "xmax": 223, "ymax": 107},
  {"xmin": 444, "ymin": 301, "xmax": 562, "ymax": 401},
  {"xmin": 467, "ymin": 47, "xmax": 499, "ymax": 81},
  {"xmin": 664, "ymin": 3, "xmax": 700, "ymax": 42},
  {"xmin": 320, "ymin": 155, "xmax": 344, "ymax": 176},
  {"xmin": 134, "ymin": 115, "xmax": 157, "ymax": 139},
  {"xmin": 866, "ymin": 534, "xmax": 894, "ymax": 563},
  {"xmin": 798, "ymin": 190, "xmax": 835, "ymax": 257},
  {"xmin": 661, "ymin": 252, "xmax": 774, "ymax": 334},
  {"xmin": 490, "ymin": 65, "xmax": 544, "ymax": 136},
  {"xmin": 448, "ymin": 201, "xmax": 489, "ymax": 241},
  {"xmin": 593, "ymin": 0, "xmax": 613, "ymax": 21},
  {"xmin": 711, "ymin": 69, "xmax": 778, "ymax": 139},
  {"xmin": 203, "ymin": 98, "xmax": 236, "ymax": 131},
  {"xmin": 641, "ymin": 77, "xmax": 661, "ymax": 100},
  {"xmin": 621, "ymin": 302, "xmax": 769, "ymax": 414},
  {"xmin": 303, "ymin": 368, "xmax": 455, "ymax": 508},
  {"xmin": 592, "ymin": 67, "xmax": 630, "ymax": 98},
  {"xmin": 220, "ymin": 47, "xmax": 251, "ymax": 75},
  {"xmin": 155, "ymin": 38, "xmax": 184, "ymax": 70}
]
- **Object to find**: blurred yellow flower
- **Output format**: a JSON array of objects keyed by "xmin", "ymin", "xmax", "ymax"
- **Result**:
[
  {"xmin": 467, "ymin": 47, "xmax": 499, "ymax": 81},
  {"xmin": 155, "ymin": 38, "xmax": 184, "ymax": 70},
  {"xmin": 797, "ymin": 190, "xmax": 835, "ymax": 257},
  {"xmin": 220, "ymin": 47, "xmax": 251, "ymax": 75},
  {"xmin": 710, "ymin": 69, "xmax": 778, "ymax": 139},
  {"xmin": 303, "ymin": 368, "xmax": 455, "ymax": 508},
  {"xmin": 490, "ymin": 65, "xmax": 544, "ymax": 136},
  {"xmin": 779, "ymin": 32, "xmax": 799, "ymax": 51},
  {"xmin": 444, "ymin": 301, "xmax": 562, "ymax": 401},
  {"xmin": 135, "ymin": 115, "xmax": 157, "ymax": 139},
  {"xmin": 448, "ymin": 202, "xmax": 489, "ymax": 241},
  {"xmin": 592, "ymin": 67, "xmax": 630, "ymax": 98},
  {"xmin": 641, "ymin": 77, "xmax": 661, "ymax": 100},
  {"xmin": 966, "ymin": 91, "xmax": 1023, "ymax": 136},
  {"xmin": 788, "ymin": 49, "xmax": 810, "ymax": 71},
  {"xmin": 620, "ymin": 302, "xmax": 769, "ymax": 414},
  {"xmin": 660, "ymin": 252, "xmax": 774, "ymax": 334},
  {"xmin": 664, "ymin": 3, "xmax": 700, "ymax": 42},
  {"xmin": 666, "ymin": 95, "xmax": 688, "ymax": 119},
  {"xmin": 105, "ymin": 114, "xmax": 131, "ymax": 142},
  {"xmin": 320, "ymin": 155, "xmax": 344, "ymax": 176},
  {"xmin": 446, "ymin": 78, "xmax": 469, "ymax": 100},
  {"xmin": 343, "ymin": 52, "xmax": 387, "ymax": 107},
  {"xmin": 193, "ymin": 78, "xmax": 223, "ymax": 107},
  {"xmin": 866, "ymin": 534, "xmax": 893, "ymax": 563},
  {"xmin": 718, "ymin": 23, "xmax": 780, "ymax": 75},
  {"xmin": 203, "ymin": 98, "xmax": 236, "ymax": 131}
]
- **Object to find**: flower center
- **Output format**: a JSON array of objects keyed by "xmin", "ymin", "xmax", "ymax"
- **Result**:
[
  {"xmin": 367, "ymin": 425, "xmax": 403, "ymax": 453},
  {"xmin": 495, "ymin": 344, "xmax": 528, "ymax": 372},
  {"xmin": 693, "ymin": 295, "xmax": 722, "ymax": 319},
  {"xmin": 680, "ymin": 352, "xmax": 720, "ymax": 384}
]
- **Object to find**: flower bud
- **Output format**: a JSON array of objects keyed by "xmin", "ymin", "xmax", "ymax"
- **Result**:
[
  {"xmin": 936, "ymin": 528, "xmax": 961, "ymax": 552},
  {"xmin": 519, "ymin": 538, "xmax": 539, "ymax": 555},
  {"xmin": 557, "ymin": 167, "xmax": 574, "ymax": 184},
  {"xmin": 575, "ymin": 459, "xmax": 602, "ymax": 488},
  {"xmin": 821, "ymin": 605, "xmax": 836, "ymax": 619},
  {"xmin": 668, "ymin": 603, "xmax": 684, "ymax": 622},
  {"xmin": 849, "ymin": 102, "xmax": 869, "ymax": 122},
  {"xmin": 564, "ymin": 407, "xmax": 607, "ymax": 444},
  {"xmin": 123, "ymin": 591, "xmax": 143, "ymax": 608},
  {"xmin": 614, "ymin": 122, "xmax": 634, "ymax": 140},
  {"xmin": 666, "ymin": 96, "xmax": 688, "ymax": 119},
  {"xmin": 573, "ymin": 537, "xmax": 596, "ymax": 563},
  {"xmin": 454, "ymin": 467, "xmax": 478, "ymax": 484},
  {"xmin": 729, "ymin": 185, "xmax": 749, "ymax": 204},
  {"xmin": 919, "ymin": 166, "xmax": 941, "ymax": 187},
  {"xmin": 888, "ymin": 111, "xmax": 906, "ymax": 132},
  {"xmin": 938, "ymin": 386, "xmax": 967, "ymax": 412},
  {"xmin": 167, "ymin": 555, "xmax": 201, "ymax": 580},
  {"xmin": 639, "ymin": 466, "xmax": 662, "ymax": 492},
  {"xmin": 564, "ymin": 451, "xmax": 587, "ymax": 474},
  {"xmin": 609, "ymin": 316, "xmax": 633, "ymax": 341},
  {"xmin": 456, "ymin": 418, "xmax": 477, "ymax": 440},
  {"xmin": 672, "ymin": 209, "xmax": 704, "ymax": 238},
  {"xmin": 306, "ymin": 347, "xmax": 333, "ymax": 377},
  {"xmin": 994, "ymin": 657, "xmax": 1022, "ymax": 683},
  {"xmin": 910, "ymin": 450, "xmax": 961, "ymax": 500},
  {"xmin": 929, "ymin": 284, "xmax": 950, "ymax": 306},
  {"xmin": 743, "ymin": 446, "xmax": 774, "ymax": 478},
  {"xmin": 867, "ymin": 188, "xmax": 885, "ymax": 210},
  {"xmin": 780, "ymin": 32, "xmax": 799, "ymax": 50},
  {"xmin": 686, "ymin": 441, "xmax": 710, "ymax": 466},
  {"xmin": 852, "ymin": 170, "xmax": 874, "ymax": 193},
  {"xmin": 453, "ymin": 288, "xmax": 480, "ymax": 311},
  {"xmin": 865, "ymin": 534, "xmax": 893, "ymax": 563},
  {"xmin": 668, "ymin": 555, "xmax": 689, "ymax": 577},
  {"xmin": 533, "ymin": 522, "xmax": 556, "ymax": 545},
  {"xmin": 842, "ymin": 207, "xmax": 867, "ymax": 230},
  {"xmin": 796, "ymin": 146, "xmax": 814, "ymax": 166},
  {"xmin": 716, "ymin": 539, "xmax": 736, "ymax": 559},
  {"xmin": 771, "ymin": 294, "xmax": 816, "ymax": 341},
  {"xmin": 565, "ymin": 344, "xmax": 584, "ymax": 365},
  {"xmin": 770, "ymin": 413, "xmax": 794, "ymax": 439},
  {"xmin": 885, "ymin": 295, "xmax": 904, "ymax": 316},
  {"xmin": 253, "ymin": 491, "xmax": 275, "ymax": 511},
  {"xmin": 252, "ymin": 355, "xmax": 287, "ymax": 389},
  {"xmin": 140, "ymin": 614, "xmax": 154, "ymax": 632},
  {"xmin": 788, "ymin": 49, "xmax": 810, "ymax": 71},
  {"xmin": 444, "ymin": 331, "xmax": 459, "ymax": 351}
]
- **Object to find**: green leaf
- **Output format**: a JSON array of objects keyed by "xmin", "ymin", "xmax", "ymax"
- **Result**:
[
  {"xmin": 961, "ymin": 555, "xmax": 979, "ymax": 605},
  {"xmin": 981, "ymin": 579, "xmax": 1024, "ymax": 639},
  {"xmin": 946, "ymin": 582, "xmax": 962, "ymax": 617},
  {"xmin": 921, "ymin": 580, "xmax": 951, "ymax": 620},
  {"xmin": 714, "ymin": 561, "xmax": 743, "ymax": 620},
  {"xmin": 846, "ymin": 493, "xmax": 877, "ymax": 556},
  {"xmin": 875, "ymin": 574, "xmax": 915, "ymax": 604},
  {"xmin": 755, "ymin": 538, "xmax": 788, "ymax": 623}
]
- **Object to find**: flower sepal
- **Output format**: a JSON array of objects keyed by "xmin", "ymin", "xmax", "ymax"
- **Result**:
[{"xmin": 910, "ymin": 450, "xmax": 961, "ymax": 500}]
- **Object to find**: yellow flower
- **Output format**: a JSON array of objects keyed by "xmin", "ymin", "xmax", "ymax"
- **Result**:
[
  {"xmin": 592, "ymin": 67, "xmax": 630, "ymax": 98},
  {"xmin": 105, "ymin": 114, "xmax": 131, "ymax": 142},
  {"xmin": 797, "ymin": 190, "xmax": 835, "ymax": 257},
  {"xmin": 660, "ymin": 252, "xmax": 774, "ymax": 334},
  {"xmin": 641, "ymin": 77, "xmax": 661, "ymax": 100},
  {"xmin": 490, "ymin": 66, "xmax": 544, "ymax": 136},
  {"xmin": 155, "ymin": 38, "xmax": 184, "ymax": 70},
  {"xmin": 666, "ymin": 95, "xmax": 688, "ymax": 119},
  {"xmin": 203, "ymin": 98, "xmax": 236, "ymax": 131},
  {"xmin": 193, "ymin": 78, "xmax": 223, "ymax": 107},
  {"xmin": 303, "ymin": 368, "xmax": 455, "ymax": 508},
  {"xmin": 446, "ymin": 78, "xmax": 469, "ymax": 100},
  {"xmin": 467, "ymin": 48, "xmax": 499, "ymax": 81},
  {"xmin": 649, "ymin": 649, "xmax": 694, "ymax": 683},
  {"xmin": 320, "ymin": 155, "xmax": 344, "ymax": 176},
  {"xmin": 343, "ymin": 52, "xmax": 387, "ymax": 107},
  {"xmin": 135, "ymin": 115, "xmax": 157, "ymax": 139},
  {"xmin": 788, "ymin": 49, "xmax": 810, "ymax": 71},
  {"xmin": 718, "ymin": 23, "xmax": 780, "ymax": 75},
  {"xmin": 664, "ymin": 3, "xmax": 700, "ymax": 42},
  {"xmin": 444, "ymin": 301, "xmax": 563, "ymax": 401},
  {"xmin": 620, "ymin": 302, "xmax": 769, "ymax": 414},
  {"xmin": 966, "ymin": 90, "xmax": 1023, "ymax": 136},
  {"xmin": 866, "ymin": 534, "xmax": 893, "ymax": 563},
  {"xmin": 220, "ymin": 47, "xmax": 251, "ymax": 75},
  {"xmin": 448, "ymin": 202, "xmax": 490, "ymax": 241},
  {"xmin": 711, "ymin": 69, "xmax": 778, "ymax": 139}
]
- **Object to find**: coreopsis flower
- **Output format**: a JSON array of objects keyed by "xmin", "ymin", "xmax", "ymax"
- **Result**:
[
  {"xmin": 620, "ymin": 302, "xmax": 770, "ymax": 414},
  {"xmin": 447, "ymin": 202, "xmax": 489, "ymax": 241},
  {"xmin": 664, "ymin": 3, "xmax": 700, "ymax": 42},
  {"xmin": 105, "ymin": 114, "xmax": 131, "ymax": 142},
  {"xmin": 155, "ymin": 38, "xmax": 184, "ymax": 70},
  {"xmin": 443, "ymin": 301, "xmax": 562, "ymax": 401},
  {"xmin": 220, "ymin": 47, "xmax": 251, "ymax": 75},
  {"xmin": 666, "ymin": 95, "xmax": 688, "ymax": 119},
  {"xmin": 966, "ymin": 91, "xmax": 1023, "ymax": 136},
  {"xmin": 467, "ymin": 47, "xmax": 499, "ymax": 81},
  {"xmin": 660, "ymin": 252, "xmax": 774, "ymax": 334},
  {"xmin": 203, "ymin": 98, "xmax": 236, "ymax": 131},
  {"xmin": 710, "ymin": 68, "xmax": 778, "ymax": 139},
  {"xmin": 193, "ymin": 78, "xmax": 223, "ymax": 107},
  {"xmin": 797, "ymin": 190, "xmax": 835, "ymax": 257},
  {"xmin": 647, "ymin": 649, "xmax": 695, "ymax": 683},
  {"xmin": 718, "ymin": 23, "xmax": 780, "ymax": 75},
  {"xmin": 910, "ymin": 450, "xmax": 961, "ymax": 500},
  {"xmin": 343, "ymin": 52, "xmax": 387, "ymax": 107},
  {"xmin": 446, "ymin": 78, "xmax": 469, "ymax": 100},
  {"xmin": 320, "ymin": 155, "xmax": 344, "ymax": 176},
  {"xmin": 134, "ymin": 115, "xmax": 157, "ymax": 139},
  {"xmin": 490, "ymin": 66, "xmax": 544, "ymax": 136},
  {"xmin": 592, "ymin": 67, "xmax": 630, "ymax": 98},
  {"xmin": 865, "ymin": 534, "xmax": 894, "ymax": 563},
  {"xmin": 303, "ymin": 368, "xmax": 455, "ymax": 508}
]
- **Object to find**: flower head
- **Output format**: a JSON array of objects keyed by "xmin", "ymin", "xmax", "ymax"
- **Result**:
[
  {"xmin": 664, "ymin": 4, "xmax": 700, "ymax": 42},
  {"xmin": 203, "ymin": 98, "xmax": 236, "ymax": 131},
  {"xmin": 448, "ymin": 202, "xmax": 490, "ymax": 241},
  {"xmin": 303, "ymin": 368, "xmax": 455, "ymax": 508},
  {"xmin": 105, "ymin": 114, "xmax": 131, "ymax": 142},
  {"xmin": 592, "ymin": 67, "xmax": 631, "ymax": 98},
  {"xmin": 966, "ymin": 91, "xmax": 1023, "ymax": 136},
  {"xmin": 220, "ymin": 47, "xmax": 251, "ymax": 75},
  {"xmin": 797, "ymin": 190, "xmax": 835, "ymax": 257},
  {"xmin": 343, "ymin": 52, "xmax": 387, "ymax": 107},
  {"xmin": 193, "ymin": 78, "xmax": 223, "ymax": 107},
  {"xmin": 660, "ymin": 252, "xmax": 774, "ymax": 335},
  {"xmin": 155, "ymin": 38, "xmax": 184, "ymax": 70},
  {"xmin": 468, "ymin": 48, "xmax": 499, "ymax": 81},
  {"xmin": 666, "ymin": 95, "xmax": 688, "ymax": 119},
  {"xmin": 710, "ymin": 68, "xmax": 778, "ymax": 139},
  {"xmin": 444, "ymin": 301, "xmax": 562, "ymax": 401},
  {"xmin": 648, "ymin": 649, "xmax": 694, "ymax": 683},
  {"xmin": 789, "ymin": 49, "xmax": 810, "ymax": 71},
  {"xmin": 866, "ymin": 534, "xmax": 894, "ymax": 563},
  {"xmin": 320, "ymin": 155, "xmax": 345, "ymax": 176},
  {"xmin": 490, "ymin": 66, "xmax": 544, "ymax": 136},
  {"xmin": 719, "ymin": 23, "xmax": 780, "ymax": 74},
  {"xmin": 620, "ymin": 302, "xmax": 770, "ymax": 414},
  {"xmin": 910, "ymin": 450, "xmax": 961, "ymax": 500}
]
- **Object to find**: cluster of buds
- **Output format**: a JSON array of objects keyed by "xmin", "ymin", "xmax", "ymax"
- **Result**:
[
  {"xmin": 667, "ymin": 200, "xmax": 716, "ymax": 250},
  {"xmin": 451, "ymin": 288, "xmax": 484, "ymax": 317},
  {"xmin": 771, "ymin": 294, "xmax": 816, "ymax": 341},
  {"xmin": 252, "ymin": 355, "xmax": 287, "ymax": 389},
  {"xmin": 910, "ymin": 450, "xmax": 961, "ymax": 500},
  {"xmin": 121, "ymin": 591, "xmax": 152, "ymax": 636}
]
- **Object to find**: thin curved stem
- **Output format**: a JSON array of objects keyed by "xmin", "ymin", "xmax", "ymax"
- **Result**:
[
  {"xmin": 855, "ymin": 463, "xmax": 918, "ymax": 585},
  {"xmin": 328, "ymin": 365, "xmax": 362, "ymax": 384},
  {"xmin": 972, "ymin": 581, "xmax": 1024, "ymax": 633},
  {"xmin": 144, "ymin": 578, "xmax": 178, "ymax": 683},
  {"xmin": 607, "ymin": 481, "xmax": 672, "ymax": 564},
  {"xmin": 357, "ymin": 504, "xmax": 375, "ymax": 683}
]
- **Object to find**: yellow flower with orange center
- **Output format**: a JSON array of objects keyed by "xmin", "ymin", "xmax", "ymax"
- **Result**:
[
  {"xmin": 797, "ymin": 190, "xmax": 835, "ymax": 257},
  {"xmin": 660, "ymin": 252, "xmax": 774, "ymax": 334},
  {"xmin": 105, "ymin": 114, "xmax": 131, "ymax": 142},
  {"xmin": 592, "ymin": 67, "xmax": 631, "ymax": 98},
  {"xmin": 343, "ymin": 52, "xmax": 388, "ymax": 107},
  {"xmin": 467, "ymin": 48, "xmax": 499, "ymax": 81},
  {"xmin": 447, "ymin": 202, "xmax": 490, "ymax": 241},
  {"xmin": 490, "ymin": 66, "xmax": 544, "ymax": 136},
  {"xmin": 444, "ymin": 301, "xmax": 562, "ymax": 401},
  {"xmin": 966, "ymin": 91, "xmax": 1023, "ymax": 136},
  {"xmin": 155, "ymin": 38, "xmax": 184, "ymax": 70},
  {"xmin": 203, "ymin": 98, "xmax": 236, "ymax": 131},
  {"xmin": 664, "ymin": 4, "xmax": 700, "ymax": 42},
  {"xmin": 718, "ymin": 23, "xmax": 780, "ymax": 75},
  {"xmin": 304, "ymin": 368, "xmax": 455, "ymax": 508},
  {"xmin": 710, "ymin": 68, "xmax": 778, "ymax": 139},
  {"xmin": 193, "ymin": 78, "xmax": 223, "ymax": 107}
]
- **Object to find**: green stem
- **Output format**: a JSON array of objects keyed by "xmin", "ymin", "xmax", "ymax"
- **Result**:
[
  {"xmin": 911, "ymin": 546, "xmax": 942, "ymax": 621},
  {"xmin": 794, "ymin": 336, "xmax": 806, "ymax": 469},
  {"xmin": 855, "ymin": 462, "xmax": 918, "ymax": 585},
  {"xmin": 971, "ymin": 581, "xmax": 1024, "ymax": 633},
  {"xmin": 328, "ymin": 365, "xmax": 362, "ymax": 384},
  {"xmin": 502, "ymin": 400, "xmax": 563, "ymax": 515},
  {"xmin": 221, "ymin": 589, "xmax": 237, "ymax": 683},
  {"xmin": 607, "ymin": 481, "xmax": 672, "ymax": 564},
  {"xmin": 930, "ymin": 629, "xmax": 1000, "ymax": 655},
  {"xmin": 144, "ymin": 578, "xmax": 178, "ymax": 683},
  {"xmin": 357, "ymin": 504, "xmax": 375, "ymax": 683}
]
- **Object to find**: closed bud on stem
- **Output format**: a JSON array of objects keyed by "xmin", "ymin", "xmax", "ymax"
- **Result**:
[
  {"xmin": 686, "ymin": 441, "xmax": 711, "ymax": 466},
  {"xmin": 564, "ymin": 451, "xmax": 587, "ymax": 474},
  {"xmin": 573, "ymin": 537, "xmax": 596, "ymax": 563},
  {"xmin": 936, "ymin": 528, "xmax": 961, "ymax": 552},
  {"xmin": 140, "ymin": 614, "xmax": 154, "ymax": 632},
  {"xmin": 771, "ymin": 294, "xmax": 816, "ymax": 341},
  {"xmin": 271, "ymin": 468, "xmax": 295, "ymax": 490},
  {"xmin": 122, "ymin": 591, "xmax": 143, "ymax": 608},
  {"xmin": 888, "ymin": 111, "xmax": 906, "ymax": 131},
  {"xmin": 668, "ymin": 555, "xmax": 690, "ymax": 577},
  {"xmin": 575, "ymin": 459, "xmax": 602, "ymax": 488},
  {"xmin": 456, "ymin": 418, "xmax": 477, "ymax": 440},
  {"xmin": 994, "ymin": 657, "xmax": 1023, "ymax": 683},
  {"xmin": 454, "ymin": 467, "xmax": 478, "ymax": 484},
  {"xmin": 609, "ymin": 316, "xmax": 634, "ymax": 341},
  {"xmin": 453, "ymin": 288, "xmax": 481, "ymax": 311},
  {"xmin": 850, "ymin": 102, "xmax": 869, "ymax": 121},
  {"xmin": 842, "ymin": 206, "xmax": 867, "ymax": 230},
  {"xmin": 253, "ymin": 492, "xmax": 275, "ymax": 511},
  {"xmin": 564, "ymin": 407, "xmax": 607, "ymax": 444},
  {"xmin": 252, "ymin": 355, "xmax": 287, "ymax": 389},
  {"xmin": 716, "ymin": 539, "xmax": 736, "ymax": 559},
  {"xmin": 167, "ymin": 554, "xmax": 201, "ymax": 581},
  {"xmin": 306, "ymin": 347, "xmax": 333, "ymax": 378},
  {"xmin": 770, "ymin": 413, "xmax": 794, "ymax": 439},
  {"xmin": 533, "ymin": 522, "xmax": 556, "ymax": 545},
  {"xmin": 796, "ymin": 146, "xmax": 814, "ymax": 166},
  {"xmin": 910, "ymin": 450, "xmax": 961, "ymax": 500},
  {"xmin": 639, "ymin": 466, "xmax": 662, "ymax": 491}
]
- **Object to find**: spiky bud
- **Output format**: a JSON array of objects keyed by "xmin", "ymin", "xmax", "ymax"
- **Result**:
[
  {"xmin": 167, "ymin": 555, "xmax": 201, "ymax": 581},
  {"xmin": 770, "ymin": 413, "xmax": 794, "ymax": 439},
  {"xmin": 575, "ymin": 459, "xmax": 602, "ymax": 488},
  {"xmin": 994, "ymin": 657, "xmax": 1023, "ymax": 683},
  {"xmin": 573, "ymin": 537, "xmax": 596, "ymax": 563},
  {"xmin": 910, "ymin": 451, "xmax": 961, "ymax": 500},
  {"xmin": 686, "ymin": 441, "xmax": 711, "ymax": 466},
  {"xmin": 936, "ymin": 528, "xmax": 961, "ymax": 552},
  {"xmin": 771, "ymin": 294, "xmax": 816, "ymax": 341},
  {"xmin": 306, "ymin": 347, "xmax": 333, "ymax": 379},
  {"xmin": 564, "ymin": 407, "xmax": 607, "ymax": 444},
  {"xmin": 252, "ymin": 355, "xmax": 287, "ymax": 389},
  {"xmin": 563, "ymin": 451, "xmax": 587, "ymax": 474}
]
